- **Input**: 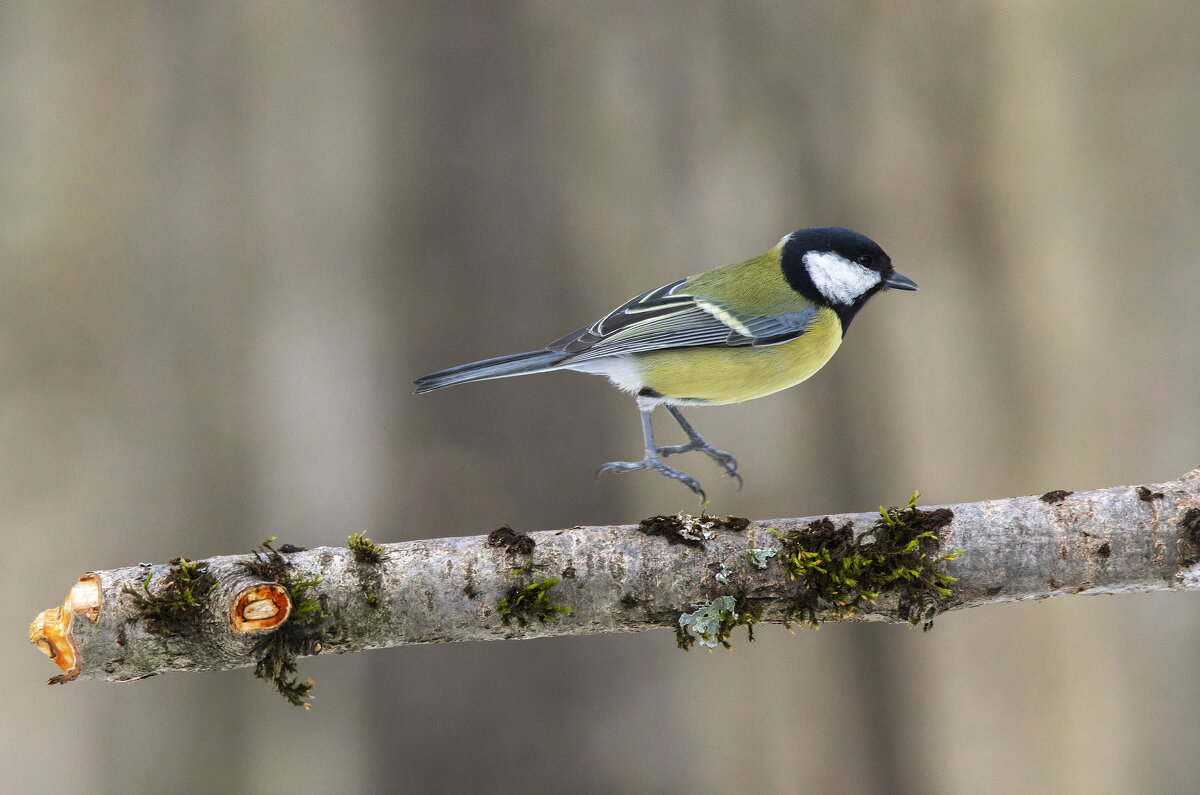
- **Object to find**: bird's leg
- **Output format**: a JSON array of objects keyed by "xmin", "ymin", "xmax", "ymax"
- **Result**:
[
  {"xmin": 656, "ymin": 405, "xmax": 742, "ymax": 488},
  {"xmin": 596, "ymin": 398, "xmax": 707, "ymax": 500}
]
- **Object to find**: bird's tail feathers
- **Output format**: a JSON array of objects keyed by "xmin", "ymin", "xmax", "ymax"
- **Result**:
[{"xmin": 413, "ymin": 349, "xmax": 570, "ymax": 394}]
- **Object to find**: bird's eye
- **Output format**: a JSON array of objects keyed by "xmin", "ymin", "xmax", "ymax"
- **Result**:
[{"xmin": 855, "ymin": 255, "xmax": 873, "ymax": 267}]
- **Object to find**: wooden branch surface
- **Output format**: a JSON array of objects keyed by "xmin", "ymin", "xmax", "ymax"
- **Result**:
[{"xmin": 29, "ymin": 468, "xmax": 1200, "ymax": 685}]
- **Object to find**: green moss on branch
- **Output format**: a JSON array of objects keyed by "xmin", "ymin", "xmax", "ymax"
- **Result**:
[
  {"xmin": 121, "ymin": 557, "xmax": 217, "ymax": 636},
  {"xmin": 497, "ymin": 577, "xmax": 572, "ymax": 626},
  {"xmin": 772, "ymin": 492, "xmax": 959, "ymax": 630},
  {"xmin": 241, "ymin": 537, "xmax": 326, "ymax": 709}
]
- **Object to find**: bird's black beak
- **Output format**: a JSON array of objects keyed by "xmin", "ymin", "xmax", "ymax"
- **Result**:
[{"xmin": 883, "ymin": 271, "xmax": 918, "ymax": 291}]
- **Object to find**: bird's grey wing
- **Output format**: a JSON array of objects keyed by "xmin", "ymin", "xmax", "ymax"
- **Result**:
[
  {"xmin": 548, "ymin": 279, "xmax": 695, "ymax": 353},
  {"xmin": 547, "ymin": 279, "xmax": 820, "ymax": 362}
]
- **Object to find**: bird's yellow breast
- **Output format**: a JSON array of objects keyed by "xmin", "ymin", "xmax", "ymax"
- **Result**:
[{"xmin": 632, "ymin": 306, "xmax": 843, "ymax": 405}]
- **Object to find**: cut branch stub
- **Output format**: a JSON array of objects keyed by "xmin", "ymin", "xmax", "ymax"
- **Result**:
[
  {"xmin": 28, "ymin": 573, "xmax": 102, "ymax": 684},
  {"xmin": 28, "ymin": 555, "xmax": 319, "ymax": 684},
  {"xmin": 29, "ymin": 606, "xmax": 78, "ymax": 683},
  {"xmin": 230, "ymin": 583, "xmax": 291, "ymax": 633}
]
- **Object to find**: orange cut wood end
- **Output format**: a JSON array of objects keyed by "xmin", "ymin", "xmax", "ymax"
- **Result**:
[
  {"xmin": 230, "ymin": 583, "xmax": 292, "ymax": 633},
  {"xmin": 30, "ymin": 605, "xmax": 80, "ymax": 683}
]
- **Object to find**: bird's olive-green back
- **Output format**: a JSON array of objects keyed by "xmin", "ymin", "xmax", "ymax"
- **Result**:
[{"xmin": 683, "ymin": 242, "xmax": 815, "ymax": 317}]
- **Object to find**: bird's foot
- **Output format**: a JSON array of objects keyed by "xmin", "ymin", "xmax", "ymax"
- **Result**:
[
  {"xmin": 656, "ymin": 441, "xmax": 742, "ymax": 489},
  {"xmin": 596, "ymin": 458, "xmax": 707, "ymax": 501}
]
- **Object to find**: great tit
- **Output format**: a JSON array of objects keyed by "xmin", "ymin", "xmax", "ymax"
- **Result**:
[{"xmin": 414, "ymin": 226, "xmax": 916, "ymax": 499}]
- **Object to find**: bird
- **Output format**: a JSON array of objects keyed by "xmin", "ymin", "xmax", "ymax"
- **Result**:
[{"xmin": 414, "ymin": 226, "xmax": 916, "ymax": 500}]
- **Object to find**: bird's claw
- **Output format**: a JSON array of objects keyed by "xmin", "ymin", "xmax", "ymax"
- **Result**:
[
  {"xmin": 596, "ymin": 459, "xmax": 707, "ymax": 501},
  {"xmin": 656, "ymin": 442, "xmax": 742, "ymax": 488}
]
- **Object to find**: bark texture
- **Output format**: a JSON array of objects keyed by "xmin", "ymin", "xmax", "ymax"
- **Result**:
[{"xmin": 30, "ymin": 468, "xmax": 1200, "ymax": 684}]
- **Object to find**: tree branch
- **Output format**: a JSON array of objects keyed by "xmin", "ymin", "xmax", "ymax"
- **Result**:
[{"xmin": 30, "ymin": 469, "xmax": 1200, "ymax": 704}]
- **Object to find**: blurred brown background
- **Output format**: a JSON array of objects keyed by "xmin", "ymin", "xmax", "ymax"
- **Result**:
[{"xmin": 6, "ymin": 2, "xmax": 1200, "ymax": 792}]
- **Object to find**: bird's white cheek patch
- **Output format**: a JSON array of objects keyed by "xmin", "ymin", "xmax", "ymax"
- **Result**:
[{"xmin": 803, "ymin": 251, "xmax": 881, "ymax": 305}]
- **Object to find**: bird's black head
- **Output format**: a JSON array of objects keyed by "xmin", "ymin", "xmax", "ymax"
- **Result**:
[{"xmin": 779, "ymin": 226, "xmax": 916, "ymax": 330}]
